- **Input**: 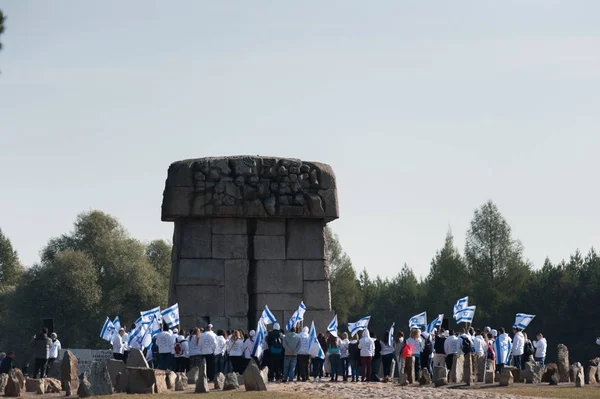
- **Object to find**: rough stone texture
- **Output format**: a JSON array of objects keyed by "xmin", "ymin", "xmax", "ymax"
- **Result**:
[
  {"xmin": 449, "ymin": 354, "xmax": 464, "ymax": 383},
  {"xmin": 434, "ymin": 377, "xmax": 447, "ymax": 387},
  {"xmin": 499, "ymin": 369, "xmax": 514, "ymax": 386},
  {"xmin": 115, "ymin": 372, "xmax": 128, "ymax": 393},
  {"xmin": 419, "ymin": 369, "xmax": 431, "ymax": 385},
  {"xmin": 165, "ymin": 156, "xmax": 337, "ymax": 331},
  {"xmin": 484, "ymin": 370, "xmax": 495, "ymax": 384},
  {"xmin": 523, "ymin": 361, "xmax": 544, "ymax": 384},
  {"xmin": 237, "ymin": 374, "xmax": 245, "ymax": 386},
  {"xmin": 550, "ymin": 373, "xmax": 559, "ymax": 385},
  {"xmin": 88, "ymin": 361, "xmax": 112, "ymax": 396},
  {"xmin": 463, "ymin": 353, "xmax": 475, "ymax": 385},
  {"xmin": 242, "ymin": 359, "xmax": 267, "ymax": 391},
  {"xmin": 0, "ymin": 373, "xmax": 9, "ymax": 393},
  {"xmin": 186, "ymin": 366, "xmax": 199, "ymax": 384},
  {"xmin": 61, "ymin": 350, "xmax": 79, "ymax": 392},
  {"xmin": 557, "ymin": 344, "xmax": 570, "ymax": 382},
  {"xmin": 5, "ymin": 374, "xmax": 21, "ymax": 397},
  {"xmin": 26, "ymin": 378, "xmax": 43, "ymax": 393},
  {"xmin": 571, "ymin": 363, "xmax": 584, "ymax": 387},
  {"xmin": 223, "ymin": 372, "xmax": 240, "ymax": 390},
  {"xmin": 107, "ymin": 359, "xmax": 126, "ymax": 387},
  {"xmin": 542, "ymin": 363, "xmax": 558, "ymax": 383},
  {"xmin": 126, "ymin": 368, "xmax": 158, "ymax": 394},
  {"xmin": 35, "ymin": 379, "xmax": 45, "ymax": 395},
  {"xmin": 175, "ymin": 373, "xmax": 188, "ymax": 391},
  {"xmin": 404, "ymin": 356, "xmax": 415, "ymax": 384},
  {"xmin": 127, "ymin": 348, "xmax": 149, "ymax": 368},
  {"xmin": 195, "ymin": 358, "xmax": 209, "ymax": 393},
  {"xmin": 77, "ymin": 373, "xmax": 92, "ymax": 398},
  {"xmin": 587, "ymin": 365, "xmax": 598, "ymax": 384},
  {"xmin": 504, "ymin": 366, "xmax": 520, "ymax": 383},
  {"xmin": 475, "ymin": 354, "xmax": 486, "ymax": 383},
  {"xmin": 214, "ymin": 372, "xmax": 225, "ymax": 390},
  {"xmin": 165, "ymin": 371, "xmax": 177, "ymax": 390},
  {"xmin": 11, "ymin": 369, "xmax": 25, "ymax": 392},
  {"xmin": 153, "ymin": 370, "xmax": 168, "ymax": 393},
  {"xmin": 44, "ymin": 379, "xmax": 62, "ymax": 394},
  {"xmin": 47, "ymin": 361, "xmax": 61, "ymax": 380}
]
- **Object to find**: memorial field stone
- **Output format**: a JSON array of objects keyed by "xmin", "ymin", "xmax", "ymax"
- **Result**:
[{"xmin": 162, "ymin": 156, "xmax": 338, "ymax": 330}]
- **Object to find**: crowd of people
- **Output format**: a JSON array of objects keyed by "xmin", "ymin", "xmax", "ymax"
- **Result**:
[
  {"xmin": 109, "ymin": 319, "xmax": 557, "ymax": 384},
  {"xmin": 0, "ymin": 327, "xmax": 62, "ymax": 378}
]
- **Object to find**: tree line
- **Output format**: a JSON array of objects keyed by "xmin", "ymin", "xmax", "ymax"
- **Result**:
[
  {"xmin": 0, "ymin": 201, "xmax": 598, "ymax": 367},
  {"xmin": 328, "ymin": 200, "xmax": 600, "ymax": 365}
]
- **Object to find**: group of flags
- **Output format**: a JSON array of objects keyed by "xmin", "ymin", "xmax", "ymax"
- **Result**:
[{"xmin": 100, "ymin": 303, "xmax": 180, "ymax": 350}]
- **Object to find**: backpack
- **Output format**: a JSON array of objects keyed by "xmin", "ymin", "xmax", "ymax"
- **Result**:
[
  {"xmin": 461, "ymin": 337, "xmax": 473, "ymax": 354},
  {"xmin": 524, "ymin": 341, "xmax": 534, "ymax": 359},
  {"xmin": 423, "ymin": 338, "xmax": 433, "ymax": 356},
  {"xmin": 175, "ymin": 342, "xmax": 182, "ymax": 356},
  {"xmin": 487, "ymin": 342, "xmax": 496, "ymax": 361},
  {"xmin": 401, "ymin": 344, "xmax": 413, "ymax": 359}
]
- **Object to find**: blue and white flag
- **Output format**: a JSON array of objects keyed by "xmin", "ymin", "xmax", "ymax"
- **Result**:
[
  {"xmin": 514, "ymin": 313, "xmax": 535, "ymax": 330},
  {"xmin": 495, "ymin": 333, "xmax": 512, "ymax": 365},
  {"xmin": 308, "ymin": 321, "xmax": 325, "ymax": 359},
  {"xmin": 286, "ymin": 302, "xmax": 307, "ymax": 331},
  {"xmin": 141, "ymin": 306, "xmax": 162, "ymax": 324},
  {"xmin": 388, "ymin": 322, "xmax": 395, "ymax": 347},
  {"xmin": 252, "ymin": 319, "xmax": 268, "ymax": 361},
  {"xmin": 112, "ymin": 316, "xmax": 121, "ymax": 333},
  {"xmin": 455, "ymin": 306, "xmax": 476, "ymax": 324},
  {"xmin": 161, "ymin": 303, "xmax": 180, "ymax": 328},
  {"xmin": 427, "ymin": 314, "xmax": 444, "ymax": 334},
  {"xmin": 148, "ymin": 313, "xmax": 162, "ymax": 336},
  {"xmin": 453, "ymin": 296, "xmax": 469, "ymax": 319},
  {"xmin": 327, "ymin": 315, "xmax": 338, "ymax": 337},
  {"xmin": 100, "ymin": 317, "xmax": 115, "ymax": 342},
  {"xmin": 348, "ymin": 316, "xmax": 371, "ymax": 336},
  {"xmin": 409, "ymin": 311, "xmax": 427, "ymax": 329},
  {"xmin": 260, "ymin": 305, "xmax": 277, "ymax": 326}
]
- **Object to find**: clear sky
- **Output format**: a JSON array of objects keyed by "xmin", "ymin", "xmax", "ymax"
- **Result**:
[{"xmin": 1, "ymin": 1, "xmax": 599, "ymax": 279}]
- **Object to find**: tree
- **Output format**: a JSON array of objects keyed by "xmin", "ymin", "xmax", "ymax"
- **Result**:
[
  {"xmin": 0, "ymin": 10, "xmax": 5, "ymax": 51},
  {"xmin": 464, "ymin": 201, "xmax": 530, "ymax": 323},
  {"xmin": 146, "ymin": 239, "xmax": 172, "ymax": 284},
  {"xmin": 0, "ymin": 228, "xmax": 23, "ymax": 286}
]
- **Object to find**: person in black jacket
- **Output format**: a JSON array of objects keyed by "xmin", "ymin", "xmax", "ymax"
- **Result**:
[
  {"xmin": 371, "ymin": 332, "xmax": 382, "ymax": 382},
  {"xmin": 30, "ymin": 328, "xmax": 52, "ymax": 378},
  {"xmin": 0, "ymin": 352, "xmax": 15, "ymax": 374},
  {"xmin": 348, "ymin": 334, "xmax": 360, "ymax": 382}
]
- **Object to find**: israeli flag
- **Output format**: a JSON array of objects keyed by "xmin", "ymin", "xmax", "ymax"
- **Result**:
[
  {"xmin": 388, "ymin": 322, "xmax": 395, "ymax": 347},
  {"xmin": 327, "ymin": 315, "xmax": 338, "ymax": 337},
  {"xmin": 112, "ymin": 316, "xmax": 121, "ymax": 332},
  {"xmin": 348, "ymin": 316, "xmax": 371, "ymax": 336},
  {"xmin": 514, "ymin": 313, "xmax": 535, "ymax": 330},
  {"xmin": 141, "ymin": 306, "xmax": 162, "ymax": 324},
  {"xmin": 427, "ymin": 314, "xmax": 444, "ymax": 334},
  {"xmin": 409, "ymin": 311, "xmax": 427, "ymax": 329},
  {"xmin": 453, "ymin": 296, "xmax": 469, "ymax": 319},
  {"xmin": 162, "ymin": 303, "xmax": 180, "ymax": 328},
  {"xmin": 148, "ymin": 313, "xmax": 162, "ymax": 336},
  {"xmin": 252, "ymin": 319, "xmax": 268, "ymax": 361},
  {"xmin": 260, "ymin": 305, "xmax": 277, "ymax": 326},
  {"xmin": 455, "ymin": 306, "xmax": 476, "ymax": 324},
  {"xmin": 495, "ymin": 333, "xmax": 512, "ymax": 365},
  {"xmin": 100, "ymin": 317, "xmax": 115, "ymax": 342},
  {"xmin": 308, "ymin": 321, "xmax": 325, "ymax": 359},
  {"xmin": 286, "ymin": 301, "xmax": 307, "ymax": 331}
]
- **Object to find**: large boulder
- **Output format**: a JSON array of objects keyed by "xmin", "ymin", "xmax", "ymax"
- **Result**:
[
  {"xmin": 186, "ymin": 366, "xmax": 199, "ymax": 384},
  {"xmin": 223, "ymin": 373, "xmax": 240, "ymax": 391},
  {"xmin": 12, "ymin": 369, "xmax": 25, "ymax": 391},
  {"xmin": 44, "ymin": 377, "xmax": 62, "ymax": 393},
  {"xmin": 165, "ymin": 371, "xmax": 177, "ymax": 390},
  {"xmin": 126, "ymin": 349, "xmax": 149, "ymax": 368},
  {"xmin": 522, "ymin": 361, "xmax": 544, "ymax": 384},
  {"xmin": 404, "ymin": 356, "xmax": 415, "ymax": 384},
  {"xmin": 5, "ymin": 374, "xmax": 21, "ymax": 397},
  {"xmin": 26, "ymin": 378, "xmax": 43, "ymax": 393},
  {"xmin": 195, "ymin": 358, "xmax": 210, "ymax": 393},
  {"xmin": 419, "ymin": 368, "xmax": 431, "ymax": 385},
  {"xmin": 572, "ymin": 363, "xmax": 584, "ymax": 388},
  {"xmin": 115, "ymin": 371, "xmax": 128, "ymax": 393},
  {"xmin": 475, "ymin": 354, "xmax": 486, "ymax": 383},
  {"xmin": 77, "ymin": 373, "xmax": 92, "ymax": 398},
  {"xmin": 88, "ymin": 361, "xmax": 112, "ymax": 396},
  {"xmin": 463, "ymin": 353, "xmax": 475, "ymax": 385},
  {"xmin": 449, "ymin": 354, "xmax": 464, "ymax": 383},
  {"xmin": 242, "ymin": 359, "xmax": 267, "ymax": 391},
  {"xmin": 175, "ymin": 373, "xmax": 188, "ymax": 391},
  {"xmin": 557, "ymin": 344, "xmax": 570, "ymax": 382},
  {"xmin": 498, "ymin": 369, "xmax": 514, "ymax": 386},
  {"xmin": 504, "ymin": 366, "xmax": 520, "ymax": 383},
  {"xmin": 214, "ymin": 372, "xmax": 225, "ymax": 390},
  {"xmin": 587, "ymin": 365, "xmax": 598, "ymax": 385},
  {"xmin": 107, "ymin": 359, "xmax": 127, "ymax": 387},
  {"xmin": 61, "ymin": 350, "xmax": 79, "ymax": 392},
  {"xmin": 542, "ymin": 363, "xmax": 558, "ymax": 383},
  {"xmin": 0, "ymin": 373, "xmax": 9, "ymax": 393},
  {"xmin": 126, "ymin": 368, "xmax": 155, "ymax": 394},
  {"xmin": 153, "ymin": 370, "xmax": 169, "ymax": 393}
]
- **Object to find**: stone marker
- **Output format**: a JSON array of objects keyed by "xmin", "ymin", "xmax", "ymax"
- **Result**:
[
  {"xmin": 126, "ymin": 349, "xmax": 149, "ymax": 368},
  {"xmin": 195, "ymin": 358, "xmax": 210, "ymax": 393},
  {"xmin": 77, "ymin": 373, "xmax": 92, "ymax": 398},
  {"xmin": 463, "ymin": 353, "xmax": 475, "ymax": 385},
  {"xmin": 0, "ymin": 373, "xmax": 9, "ymax": 393},
  {"xmin": 542, "ymin": 363, "xmax": 558, "ymax": 383},
  {"xmin": 449, "ymin": 354, "xmax": 464, "ymax": 383},
  {"xmin": 107, "ymin": 359, "xmax": 126, "ymax": 387},
  {"xmin": 187, "ymin": 366, "xmax": 199, "ymax": 384},
  {"xmin": 154, "ymin": 370, "xmax": 169, "ymax": 393},
  {"xmin": 242, "ymin": 359, "xmax": 267, "ymax": 391},
  {"xmin": 61, "ymin": 350, "xmax": 79, "ymax": 392},
  {"xmin": 214, "ymin": 372, "xmax": 225, "ymax": 390},
  {"xmin": 499, "ymin": 369, "xmax": 513, "ymax": 386},
  {"xmin": 115, "ymin": 371, "xmax": 128, "ymax": 393},
  {"xmin": 44, "ymin": 378, "xmax": 62, "ymax": 393},
  {"xmin": 550, "ymin": 373, "xmax": 559, "ymax": 385},
  {"xmin": 404, "ymin": 357, "xmax": 415, "ymax": 384},
  {"xmin": 572, "ymin": 363, "xmax": 584, "ymax": 387},
  {"xmin": 163, "ymin": 156, "xmax": 338, "ymax": 332},
  {"xmin": 504, "ymin": 366, "xmax": 520, "ymax": 383},
  {"xmin": 175, "ymin": 373, "xmax": 188, "ymax": 391},
  {"xmin": 587, "ymin": 362, "xmax": 598, "ymax": 384},
  {"xmin": 35, "ymin": 379, "xmax": 46, "ymax": 395},
  {"xmin": 126, "ymin": 368, "xmax": 155, "ymax": 394},
  {"xmin": 26, "ymin": 378, "xmax": 43, "ymax": 393},
  {"xmin": 223, "ymin": 373, "xmax": 240, "ymax": 391},
  {"xmin": 88, "ymin": 361, "xmax": 113, "ymax": 396},
  {"xmin": 12, "ymin": 369, "xmax": 25, "ymax": 391},
  {"xmin": 557, "ymin": 344, "xmax": 570, "ymax": 382},
  {"xmin": 419, "ymin": 369, "xmax": 431, "ymax": 385},
  {"xmin": 484, "ymin": 370, "xmax": 495, "ymax": 384},
  {"xmin": 5, "ymin": 374, "xmax": 21, "ymax": 397},
  {"xmin": 165, "ymin": 371, "xmax": 177, "ymax": 390}
]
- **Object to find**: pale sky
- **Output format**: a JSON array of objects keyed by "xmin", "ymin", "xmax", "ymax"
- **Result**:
[{"xmin": 1, "ymin": 1, "xmax": 599, "ymax": 279}]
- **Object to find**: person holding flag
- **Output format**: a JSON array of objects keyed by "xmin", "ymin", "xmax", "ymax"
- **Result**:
[
  {"xmin": 380, "ymin": 328, "xmax": 395, "ymax": 383},
  {"xmin": 112, "ymin": 328, "xmax": 126, "ymax": 361},
  {"xmin": 266, "ymin": 323, "xmax": 284, "ymax": 382}
]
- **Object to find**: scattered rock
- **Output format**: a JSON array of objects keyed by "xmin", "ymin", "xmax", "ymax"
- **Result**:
[
  {"xmin": 5, "ymin": 375, "xmax": 21, "ymax": 397},
  {"xmin": 12, "ymin": 369, "xmax": 25, "ymax": 391},
  {"xmin": 126, "ymin": 367, "xmax": 156, "ymax": 394},
  {"xmin": 237, "ymin": 373, "xmax": 245, "ymax": 386},
  {"xmin": 115, "ymin": 371, "xmax": 128, "ymax": 393},
  {"xmin": 175, "ymin": 373, "xmax": 188, "ymax": 391},
  {"xmin": 542, "ymin": 363, "xmax": 558, "ymax": 383},
  {"xmin": 214, "ymin": 372, "xmax": 225, "ymax": 390},
  {"xmin": 126, "ymin": 349, "xmax": 149, "ymax": 368},
  {"xmin": 242, "ymin": 359, "xmax": 267, "ymax": 391},
  {"xmin": 44, "ymin": 378, "xmax": 62, "ymax": 393},
  {"xmin": 107, "ymin": 359, "xmax": 126, "ymax": 387},
  {"xmin": 88, "ymin": 361, "xmax": 112, "ymax": 396},
  {"xmin": 153, "ymin": 370, "xmax": 168, "ymax": 393},
  {"xmin": 573, "ymin": 364, "xmax": 584, "ymax": 387},
  {"xmin": 165, "ymin": 371, "xmax": 176, "ymax": 390},
  {"xmin": 61, "ymin": 350, "xmax": 79, "ymax": 392},
  {"xmin": 26, "ymin": 378, "xmax": 43, "ymax": 393},
  {"xmin": 77, "ymin": 373, "xmax": 92, "ymax": 398},
  {"xmin": 434, "ymin": 377, "xmax": 448, "ymax": 387},
  {"xmin": 463, "ymin": 353, "xmax": 475, "ymax": 385},
  {"xmin": 419, "ymin": 368, "xmax": 431, "ymax": 385},
  {"xmin": 223, "ymin": 373, "xmax": 240, "ymax": 391},
  {"xmin": 187, "ymin": 366, "xmax": 199, "ymax": 384},
  {"xmin": 449, "ymin": 354, "xmax": 464, "ymax": 383},
  {"xmin": 557, "ymin": 344, "xmax": 570, "ymax": 382},
  {"xmin": 404, "ymin": 356, "xmax": 415, "ymax": 384},
  {"xmin": 498, "ymin": 369, "xmax": 513, "ymax": 386},
  {"xmin": 0, "ymin": 373, "xmax": 9, "ymax": 393},
  {"xmin": 195, "ymin": 358, "xmax": 210, "ymax": 393},
  {"xmin": 587, "ymin": 365, "xmax": 598, "ymax": 384},
  {"xmin": 35, "ymin": 380, "xmax": 45, "ymax": 395},
  {"xmin": 550, "ymin": 373, "xmax": 559, "ymax": 385},
  {"xmin": 484, "ymin": 370, "xmax": 495, "ymax": 384}
]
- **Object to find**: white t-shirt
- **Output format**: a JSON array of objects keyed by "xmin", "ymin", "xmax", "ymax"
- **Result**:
[
  {"xmin": 200, "ymin": 332, "xmax": 217, "ymax": 355},
  {"xmin": 533, "ymin": 338, "xmax": 547, "ymax": 358},
  {"xmin": 49, "ymin": 340, "xmax": 61, "ymax": 358},
  {"xmin": 473, "ymin": 335, "xmax": 487, "ymax": 356},
  {"xmin": 444, "ymin": 335, "xmax": 461, "ymax": 355},
  {"xmin": 155, "ymin": 331, "xmax": 173, "ymax": 354},
  {"xmin": 512, "ymin": 332, "xmax": 525, "ymax": 356}
]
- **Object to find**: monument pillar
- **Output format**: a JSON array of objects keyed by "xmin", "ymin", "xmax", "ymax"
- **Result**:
[{"xmin": 161, "ymin": 156, "xmax": 338, "ymax": 332}]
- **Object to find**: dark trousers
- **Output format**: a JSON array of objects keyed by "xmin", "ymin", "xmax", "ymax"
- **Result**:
[
  {"xmin": 445, "ymin": 353, "xmax": 455, "ymax": 373},
  {"xmin": 360, "ymin": 356, "xmax": 372, "ymax": 381},
  {"xmin": 230, "ymin": 356, "xmax": 244, "ymax": 374},
  {"xmin": 312, "ymin": 357, "xmax": 324, "ymax": 378},
  {"xmin": 34, "ymin": 358, "xmax": 48, "ymax": 378},
  {"xmin": 113, "ymin": 353, "xmax": 124, "ymax": 361},
  {"xmin": 350, "ymin": 359, "xmax": 360, "ymax": 378},
  {"xmin": 270, "ymin": 353, "xmax": 282, "ymax": 381},
  {"xmin": 329, "ymin": 354, "xmax": 341, "ymax": 379},
  {"xmin": 297, "ymin": 355, "xmax": 311, "ymax": 381},
  {"xmin": 497, "ymin": 363, "xmax": 505, "ymax": 374},
  {"xmin": 341, "ymin": 357, "xmax": 350, "ymax": 380},
  {"xmin": 202, "ymin": 354, "xmax": 215, "ymax": 381},
  {"xmin": 175, "ymin": 357, "xmax": 189, "ymax": 373},
  {"xmin": 513, "ymin": 355, "xmax": 523, "ymax": 370},
  {"xmin": 382, "ymin": 353, "xmax": 394, "ymax": 377},
  {"xmin": 158, "ymin": 353, "xmax": 172, "ymax": 370},
  {"xmin": 123, "ymin": 351, "xmax": 130, "ymax": 364}
]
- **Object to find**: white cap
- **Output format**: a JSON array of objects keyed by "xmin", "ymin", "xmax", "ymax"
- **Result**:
[
  {"xmin": 484, "ymin": 326, "xmax": 491, "ymax": 333},
  {"xmin": 273, "ymin": 323, "xmax": 280, "ymax": 330},
  {"xmin": 249, "ymin": 330, "xmax": 256, "ymax": 337},
  {"xmin": 208, "ymin": 324, "xmax": 213, "ymax": 329},
  {"xmin": 172, "ymin": 328, "xmax": 179, "ymax": 334},
  {"xmin": 51, "ymin": 333, "xmax": 57, "ymax": 338},
  {"xmin": 491, "ymin": 329, "xmax": 498, "ymax": 337},
  {"xmin": 119, "ymin": 328, "xmax": 125, "ymax": 332}
]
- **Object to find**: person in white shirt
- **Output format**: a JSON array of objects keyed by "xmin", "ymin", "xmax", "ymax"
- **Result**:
[
  {"xmin": 174, "ymin": 328, "xmax": 189, "ymax": 372},
  {"xmin": 511, "ymin": 327, "xmax": 525, "ymax": 370},
  {"xmin": 122, "ymin": 327, "xmax": 130, "ymax": 364},
  {"xmin": 227, "ymin": 330, "xmax": 245, "ymax": 374},
  {"xmin": 296, "ymin": 326, "xmax": 311, "ymax": 382},
  {"xmin": 112, "ymin": 328, "xmax": 126, "ymax": 360},
  {"xmin": 155, "ymin": 324, "xmax": 174, "ymax": 370},
  {"xmin": 473, "ymin": 330, "xmax": 487, "ymax": 356},
  {"xmin": 242, "ymin": 330, "xmax": 256, "ymax": 364},
  {"xmin": 532, "ymin": 333, "xmax": 547, "ymax": 365},
  {"xmin": 47, "ymin": 333, "xmax": 61, "ymax": 372},
  {"xmin": 214, "ymin": 330, "xmax": 227, "ymax": 376},
  {"xmin": 200, "ymin": 324, "xmax": 217, "ymax": 381},
  {"xmin": 444, "ymin": 330, "xmax": 461, "ymax": 373},
  {"xmin": 358, "ymin": 329, "xmax": 375, "ymax": 382},
  {"xmin": 339, "ymin": 332, "xmax": 351, "ymax": 382},
  {"xmin": 188, "ymin": 328, "xmax": 203, "ymax": 369},
  {"xmin": 406, "ymin": 329, "xmax": 424, "ymax": 381}
]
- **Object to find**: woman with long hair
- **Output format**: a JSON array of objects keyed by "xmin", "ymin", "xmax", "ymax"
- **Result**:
[
  {"xmin": 380, "ymin": 330, "xmax": 395, "ymax": 382},
  {"xmin": 339, "ymin": 332, "xmax": 350, "ymax": 382},
  {"xmin": 348, "ymin": 333, "xmax": 360, "ymax": 382},
  {"xmin": 227, "ymin": 330, "xmax": 245, "ymax": 374},
  {"xmin": 406, "ymin": 328, "xmax": 423, "ymax": 381},
  {"xmin": 188, "ymin": 328, "xmax": 202, "ymax": 369},
  {"xmin": 327, "ymin": 333, "xmax": 341, "ymax": 382},
  {"xmin": 394, "ymin": 331, "xmax": 405, "ymax": 381}
]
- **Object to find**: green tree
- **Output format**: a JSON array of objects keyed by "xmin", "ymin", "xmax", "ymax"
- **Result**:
[
  {"xmin": 0, "ymin": 228, "xmax": 23, "ymax": 286},
  {"xmin": 464, "ymin": 201, "xmax": 531, "ymax": 323},
  {"xmin": 0, "ymin": 10, "xmax": 5, "ymax": 50},
  {"xmin": 146, "ymin": 239, "xmax": 172, "ymax": 285}
]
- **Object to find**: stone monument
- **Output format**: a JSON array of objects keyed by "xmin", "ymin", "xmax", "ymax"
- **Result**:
[{"xmin": 161, "ymin": 156, "xmax": 338, "ymax": 331}]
